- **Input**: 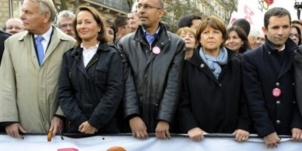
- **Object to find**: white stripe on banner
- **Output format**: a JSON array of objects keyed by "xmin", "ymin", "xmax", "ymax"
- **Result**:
[{"xmin": 0, "ymin": 134, "xmax": 301, "ymax": 151}]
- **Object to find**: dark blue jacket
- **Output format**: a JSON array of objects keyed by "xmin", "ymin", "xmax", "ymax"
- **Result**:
[{"xmin": 242, "ymin": 38, "xmax": 302, "ymax": 137}]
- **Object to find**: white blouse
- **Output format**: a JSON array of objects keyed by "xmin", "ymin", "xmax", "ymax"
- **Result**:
[{"xmin": 81, "ymin": 42, "xmax": 99, "ymax": 67}]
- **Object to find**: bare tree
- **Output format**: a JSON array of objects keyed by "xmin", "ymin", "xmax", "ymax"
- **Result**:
[
  {"xmin": 52, "ymin": 0, "xmax": 67, "ymax": 12},
  {"xmin": 126, "ymin": 0, "xmax": 134, "ymax": 12},
  {"xmin": 52, "ymin": 0, "xmax": 80, "ymax": 13},
  {"xmin": 162, "ymin": 0, "xmax": 202, "ymax": 32},
  {"xmin": 221, "ymin": 0, "xmax": 237, "ymax": 25}
]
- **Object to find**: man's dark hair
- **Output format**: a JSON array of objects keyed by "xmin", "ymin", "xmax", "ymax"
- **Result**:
[
  {"xmin": 264, "ymin": 7, "xmax": 291, "ymax": 28},
  {"xmin": 232, "ymin": 18, "xmax": 251, "ymax": 36},
  {"xmin": 177, "ymin": 14, "xmax": 201, "ymax": 29},
  {"xmin": 114, "ymin": 16, "xmax": 128, "ymax": 28}
]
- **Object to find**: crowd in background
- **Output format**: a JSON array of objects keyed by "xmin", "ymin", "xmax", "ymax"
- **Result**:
[{"xmin": 1, "ymin": 0, "xmax": 302, "ymax": 149}]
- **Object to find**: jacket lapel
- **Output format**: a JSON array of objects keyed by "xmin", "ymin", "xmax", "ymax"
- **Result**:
[
  {"xmin": 135, "ymin": 23, "xmax": 170, "ymax": 67},
  {"xmin": 189, "ymin": 50, "xmax": 219, "ymax": 83},
  {"xmin": 71, "ymin": 47, "xmax": 89, "ymax": 78},
  {"xmin": 18, "ymin": 32, "xmax": 40, "ymax": 69},
  {"xmin": 43, "ymin": 28, "xmax": 59, "ymax": 65},
  {"xmin": 278, "ymin": 49, "xmax": 295, "ymax": 79},
  {"xmin": 76, "ymin": 58, "xmax": 89, "ymax": 79},
  {"xmin": 218, "ymin": 50, "xmax": 237, "ymax": 80}
]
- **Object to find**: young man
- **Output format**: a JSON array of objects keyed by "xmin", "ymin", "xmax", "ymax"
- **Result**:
[{"xmin": 242, "ymin": 7, "xmax": 302, "ymax": 148}]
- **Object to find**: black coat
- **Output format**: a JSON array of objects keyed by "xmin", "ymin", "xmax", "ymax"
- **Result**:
[
  {"xmin": 0, "ymin": 30, "xmax": 10, "ymax": 65},
  {"xmin": 177, "ymin": 48, "xmax": 251, "ymax": 133},
  {"xmin": 117, "ymin": 23, "xmax": 185, "ymax": 132},
  {"xmin": 58, "ymin": 42, "xmax": 124, "ymax": 133},
  {"xmin": 242, "ymin": 38, "xmax": 302, "ymax": 137},
  {"xmin": 0, "ymin": 30, "xmax": 10, "ymax": 131},
  {"xmin": 294, "ymin": 45, "xmax": 302, "ymax": 117}
]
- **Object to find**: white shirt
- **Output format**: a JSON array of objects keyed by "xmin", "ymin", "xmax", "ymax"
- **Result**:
[
  {"xmin": 81, "ymin": 42, "xmax": 99, "ymax": 67},
  {"xmin": 34, "ymin": 26, "xmax": 53, "ymax": 54}
]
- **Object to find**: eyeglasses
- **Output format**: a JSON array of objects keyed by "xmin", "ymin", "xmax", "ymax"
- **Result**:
[
  {"xmin": 136, "ymin": 3, "xmax": 162, "ymax": 10},
  {"xmin": 60, "ymin": 24, "xmax": 73, "ymax": 28},
  {"xmin": 289, "ymin": 34, "xmax": 300, "ymax": 38}
]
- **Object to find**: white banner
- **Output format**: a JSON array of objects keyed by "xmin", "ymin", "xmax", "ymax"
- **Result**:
[
  {"xmin": 229, "ymin": 0, "xmax": 297, "ymax": 28},
  {"xmin": 0, "ymin": 134, "xmax": 301, "ymax": 151}
]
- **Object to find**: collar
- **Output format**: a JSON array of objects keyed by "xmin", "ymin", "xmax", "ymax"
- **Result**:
[
  {"xmin": 279, "ymin": 45, "xmax": 286, "ymax": 51},
  {"xmin": 134, "ymin": 22, "xmax": 170, "ymax": 46},
  {"xmin": 71, "ymin": 42, "xmax": 111, "ymax": 58},
  {"xmin": 80, "ymin": 42, "xmax": 100, "ymax": 50},
  {"xmin": 17, "ymin": 26, "xmax": 72, "ymax": 42},
  {"xmin": 264, "ymin": 37, "xmax": 297, "ymax": 54},
  {"xmin": 142, "ymin": 27, "xmax": 160, "ymax": 37},
  {"xmin": 189, "ymin": 46, "xmax": 237, "ymax": 67},
  {"xmin": 34, "ymin": 26, "xmax": 53, "ymax": 42}
]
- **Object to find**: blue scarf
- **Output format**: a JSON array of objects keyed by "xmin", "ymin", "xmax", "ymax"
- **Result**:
[{"xmin": 199, "ymin": 47, "xmax": 228, "ymax": 79}]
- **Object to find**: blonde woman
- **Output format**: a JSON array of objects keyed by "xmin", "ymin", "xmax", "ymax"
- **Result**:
[{"xmin": 176, "ymin": 27, "xmax": 197, "ymax": 59}]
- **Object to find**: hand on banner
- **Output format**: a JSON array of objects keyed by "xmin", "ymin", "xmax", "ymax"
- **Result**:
[
  {"xmin": 291, "ymin": 128, "xmax": 302, "ymax": 142},
  {"xmin": 155, "ymin": 120, "xmax": 170, "ymax": 139},
  {"xmin": 129, "ymin": 116, "xmax": 148, "ymax": 139},
  {"xmin": 233, "ymin": 129, "xmax": 249, "ymax": 142},
  {"xmin": 49, "ymin": 116, "xmax": 64, "ymax": 136},
  {"xmin": 5, "ymin": 123, "xmax": 26, "ymax": 139},
  {"xmin": 78, "ymin": 121, "xmax": 97, "ymax": 134},
  {"xmin": 188, "ymin": 127, "xmax": 207, "ymax": 141},
  {"xmin": 263, "ymin": 132, "xmax": 280, "ymax": 148}
]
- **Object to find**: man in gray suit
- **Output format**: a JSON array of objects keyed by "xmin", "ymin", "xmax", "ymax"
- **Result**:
[{"xmin": 0, "ymin": 0, "xmax": 76, "ymax": 138}]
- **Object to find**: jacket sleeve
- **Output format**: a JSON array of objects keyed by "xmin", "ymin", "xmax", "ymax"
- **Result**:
[
  {"xmin": 88, "ymin": 51, "xmax": 124, "ymax": 129},
  {"xmin": 58, "ymin": 53, "xmax": 87, "ymax": 127},
  {"xmin": 236, "ymin": 59, "xmax": 252, "ymax": 132},
  {"xmin": 177, "ymin": 62, "xmax": 199, "ymax": 133},
  {"xmin": 55, "ymin": 39, "xmax": 76, "ymax": 117},
  {"xmin": 0, "ymin": 39, "xmax": 19, "ymax": 123},
  {"xmin": 290, "ymin": 105, "xmax": 302, "ymax": 129},
  {"xmin": 295, "ymin": 45, "xmax": 302, "ymax": 117},
  {"xmin": 117, "ymin": 42, "xmax": 140, "ymax": 119},
  {"xmin": 242, "ymin": 54, "xmax": 275, "ymax": 137},
  {"xmin": 158, "ymin": 38, "xmax": 185, "ymax": 123}
]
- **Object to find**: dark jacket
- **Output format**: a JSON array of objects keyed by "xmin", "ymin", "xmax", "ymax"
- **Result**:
[
  {"xmin": 0, "ymin": 30, "xmax": 10, "ymax": 65},
  {"xmin": 117, "ymin": 23, "xmax": 185, "ymax": 132},
  {"xmin": 0, "ymin": 30, "xmax": 10, "ymax": 131},
  {"xmin": 58, "ymin": 42, "xmax": 124, "ymax": 134},
  {"xmin": 294, "ymin": 45, "xmax": 302, "ymax": 117},
  {"xmin": 242, "ymin": 38, "xmax": 302, "ymax": 137},
  {"xmin": 177, "ymin": 48, "xmax": 251, "ymax": 133}
]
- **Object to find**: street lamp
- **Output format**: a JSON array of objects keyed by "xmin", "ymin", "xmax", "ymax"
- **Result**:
[{"xmin": 294, "ymin": 0, "xmax": 302, "ymax": 19}]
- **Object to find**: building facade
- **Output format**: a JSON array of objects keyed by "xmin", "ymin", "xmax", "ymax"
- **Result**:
[
  {"xmin": 0, "ymin": 0, "xmax": 236, "ymax": 30},
  {"xmin": 197, "ymin": 0, "xmax": 237, "ymax": 24},
  {"xmin": 0, "ymin": 0, "xmax": 131, "ymax": 28}
]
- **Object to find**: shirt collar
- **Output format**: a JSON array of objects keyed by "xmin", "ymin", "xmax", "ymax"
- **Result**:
[
  {"xmin": 279, "ymin": 44, "xmax": 286, "ymax": 51},
  {"xmin": 142, "ymin": 27, "xmax": 160, "ymax": 36},
  {"xmin": 80, "ymin": 42, "xmax": 100, "ymax": 50},
  {"xmin": 34, "ymin": 26, "xmax": 53, "ymax": 42}
]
